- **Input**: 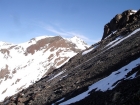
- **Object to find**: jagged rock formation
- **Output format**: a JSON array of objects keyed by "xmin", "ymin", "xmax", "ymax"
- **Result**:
[
  {"xmin": 0, "ymin": 9, "xmax": 140, "ymax": 105},
  {"xmin": 0, "ymin": 36, "xmax": 89, "ymax": 102},
  {"xmin": 102, "ymin": 9, "xmax": 140, "ymax": 40}
]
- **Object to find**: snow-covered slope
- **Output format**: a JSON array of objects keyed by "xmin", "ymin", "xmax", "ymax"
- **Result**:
[{"xmin": 0, "ymin": 36, "xmax": 89, "ymax": 101}]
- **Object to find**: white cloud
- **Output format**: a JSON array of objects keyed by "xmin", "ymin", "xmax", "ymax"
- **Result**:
[{"xmin": 45, "ymin": 26, "xmax": 69, "ymax": 36}]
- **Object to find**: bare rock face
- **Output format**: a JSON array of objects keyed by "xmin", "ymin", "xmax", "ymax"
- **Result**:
[{"xmin": 102, "ymin": 9, "xmax": 140, "ymax": 40}]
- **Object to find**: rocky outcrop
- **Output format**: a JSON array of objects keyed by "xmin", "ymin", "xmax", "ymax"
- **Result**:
[{"xmin": 102, "ymin": 9, "xmax": 140, "ymax": 40}]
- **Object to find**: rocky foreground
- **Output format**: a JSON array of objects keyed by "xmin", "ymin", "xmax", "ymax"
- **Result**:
[{"xmin": 0, "ymin": 9, "xmax": 140, "ymax": 105}]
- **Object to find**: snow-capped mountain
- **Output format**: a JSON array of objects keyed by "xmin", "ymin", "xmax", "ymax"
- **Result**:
[{"xmin": 0, "ymin": 36, "xmax": 89, "ymax": 101}]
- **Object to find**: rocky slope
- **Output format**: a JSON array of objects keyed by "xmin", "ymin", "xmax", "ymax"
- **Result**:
[
  {"xmin": 0, "ymin": 9, "xmax": 140, "ymax": 105},
  {"xmin": 0, "ymin": 36, "xmax": 89, "ymax": 102}
]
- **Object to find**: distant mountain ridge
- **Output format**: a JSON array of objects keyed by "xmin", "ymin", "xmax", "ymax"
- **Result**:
[{"xmin": 0, "ymin": 36, "xmax": 89, "ymax": 101}]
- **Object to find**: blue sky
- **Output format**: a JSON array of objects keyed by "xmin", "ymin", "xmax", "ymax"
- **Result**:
[{"xmin": 0, "ymin": 0, "xmax": 140, "ymax": 45}]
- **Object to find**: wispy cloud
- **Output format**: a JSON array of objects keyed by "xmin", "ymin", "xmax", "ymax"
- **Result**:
[
  {"xmin": 39, "ymin": 23, "xmax": 99, "ymax": 45},
  {"xmin": 45, "ymin": 26, "xmax": 69, "ymax": 36}
]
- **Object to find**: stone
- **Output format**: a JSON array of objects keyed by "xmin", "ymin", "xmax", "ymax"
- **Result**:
[
  {"xmin": 17, "ymin": 97, "xmax": 27, "ymax": 103},
  {"xmin": 102, "ymin": 23, "xmax": 111, "ymax": 40},
  {"xmin": 8, "ymin": 103, "xmax": 16, "ymax": 105},
  {"xmin": 115, "ymin": 14, "xmax": 122, "ymax": 23},
  {"xmin": 17, "ymin": 102, "xmax": 25, "ymax": 105}
]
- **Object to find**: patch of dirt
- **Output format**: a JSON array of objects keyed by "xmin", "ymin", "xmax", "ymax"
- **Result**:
[
  {"xmin": 2, "ymin": 88, "xmax": 7, "ymax": 94},
  {"xmin": 0, "ymin": 65, "xmax": 10, "ymax": 79}
]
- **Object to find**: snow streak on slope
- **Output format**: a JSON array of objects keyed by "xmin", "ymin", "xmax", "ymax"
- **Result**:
[
  {"xmin": 58, "ymin": 58, "xmax": 140, "ymax": 105},
  {"xmin": 82, "ymin": 45, "xmax": 98, "ymax": 55},
  {"xmin": 48, "ymin": 70, "xmax": 65, "ymax": 81},
  {"xmin": 82, "ymin": 47, "xmax": 94, "ymax": 55},
  {"xmin": 106, "ymin": 28, "xmax": 140, "ymax": 49},
  {"xmin": 0, "ymin": 36, "xmax": 88, "ymax": 102}
]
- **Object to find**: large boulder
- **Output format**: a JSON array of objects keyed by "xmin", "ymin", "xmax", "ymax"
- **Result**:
[
  {"xmin": 101, "ymin": 14, "xmax": 122, "ymax": 40},
  {"xmin": 102, "ymin": 23, "xmax": 111, "ymax": 40},
  {"xmin": 119, "ymin": 10, "xmax": 131, "ymax": 28}
]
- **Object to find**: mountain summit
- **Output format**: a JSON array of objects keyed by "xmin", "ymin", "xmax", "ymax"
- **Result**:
[{"xmin": 0, "ymin": 36, "xmax": 89, "ymax": 101}]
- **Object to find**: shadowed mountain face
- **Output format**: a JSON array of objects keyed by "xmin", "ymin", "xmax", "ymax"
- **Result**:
[{"xmin": 0, "ymin": 9, "xmax": 140, "ymax": 105}]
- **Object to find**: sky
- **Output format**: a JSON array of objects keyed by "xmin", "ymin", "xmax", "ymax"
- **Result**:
[{"xmin": 0, "ymin": 0, "xmax": 140, "ymax": 45}]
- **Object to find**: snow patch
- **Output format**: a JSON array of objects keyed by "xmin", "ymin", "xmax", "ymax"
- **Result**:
[
  {"xmin": 65, "ymin": 36, "xmax": 89, "ymax": 50},
  {"xmin": 131, "ymin": 10, "xmax": 137, "ymax": 13},
  {"xmin": 130, "ymin": 10, "xmax": 137, "ymax": 15}
]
